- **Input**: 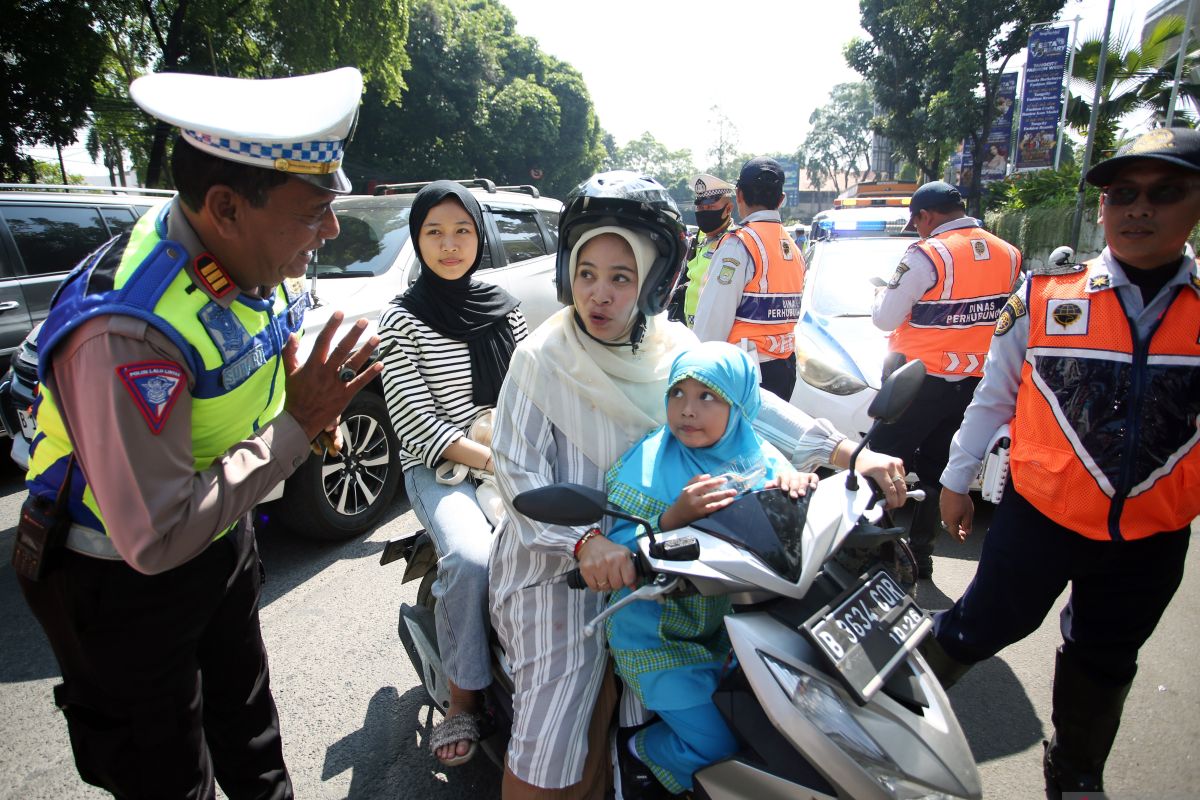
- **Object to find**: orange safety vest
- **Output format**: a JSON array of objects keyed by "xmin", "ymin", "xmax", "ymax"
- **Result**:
[
  {"xmin": 1010, "ymin": 259, "xmax": 1200, "ymax": 541},
  {"xmin": 725, "ymin": 220, "xmax": 805, "ymax": 359},
  {"xmin": 889, "ymin": 226, "xmax": 1021, "ymax": 377}
]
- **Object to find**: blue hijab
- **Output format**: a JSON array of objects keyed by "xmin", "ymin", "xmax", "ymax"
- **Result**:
[{"xmin": 606, "ymin": 342, "xmax": 788, "ymax": 525}]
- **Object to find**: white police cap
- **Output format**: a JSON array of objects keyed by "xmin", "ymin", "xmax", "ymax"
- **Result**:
[
  {"xmin": 691, "ymin": 173, "xmax": 735, "ymax": 199},
  {"xmin": 129, "ymin": 67, "xmax": 363, "ymax": 194}
]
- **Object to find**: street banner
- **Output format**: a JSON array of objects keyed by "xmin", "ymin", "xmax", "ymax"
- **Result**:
[
  {"xmin": 957, "ymin": 72, "xmax": 1019, "ymax": 190},
  {"xmin": 1015, "ymin": 25, "xmax": 1071, "ymax": 170}
]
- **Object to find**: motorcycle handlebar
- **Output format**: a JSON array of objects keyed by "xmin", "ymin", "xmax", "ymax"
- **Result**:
[{"xmin": 566, "ymin": 553, "xmax": 645, "ymax": 591}]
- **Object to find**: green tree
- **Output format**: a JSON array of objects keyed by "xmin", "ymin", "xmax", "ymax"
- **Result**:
[
  {"xmin": 706, "ymin": 106, "xmax": 741, "ymax": 182},
  {"xmin": 0, "ymin": 0, "xmax": 107, "ymax": 181},
  {"xmin": 1066, "ymin": 15, "xmax": 1200, "ymax": 167},
  {"xmin": 348, "ymin": 0, "xmax": 605, "ymax": 199},
  {"xmin": 848, "ymin": 0, "xmax": 1066, "ymax": 213},
  {"xmin": 609, "ymin": 132, "xmax": 696, "ymax": 193},
  {"xmin": 801, "ymin": 82, "xmax": 874, "ymax": 194},
  {"xmin": 83, "ymin": 0, "xmax": 411, "ymax": 186}
]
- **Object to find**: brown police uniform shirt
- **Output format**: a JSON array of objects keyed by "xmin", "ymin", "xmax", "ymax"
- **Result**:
[{"xmin": 45, "ymin": 201, "xmax": 311, "ymax": 574}]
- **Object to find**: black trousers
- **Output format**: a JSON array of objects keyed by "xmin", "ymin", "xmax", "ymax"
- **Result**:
[
  {"xmin": 867, "ymin": 374, "xmax": 979, "ymax": 555},
  {"xmin": 933, "ymin": 482, "xmax": 1191, "ymax": 687},
  {"xmin": 759, "ymin": 353, "xmax": 797, "ymax": 402},
  {"xmin": 18, "ymin": 526, "xmax": 292, "ymax": 800}
]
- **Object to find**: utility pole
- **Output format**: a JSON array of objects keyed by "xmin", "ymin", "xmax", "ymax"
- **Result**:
[
  {"xmin": 1070, "ymin": 0, "xmax": 1116, "ymax": 254},
  {"xmin": 1166, "ymin": 0, "xmax": 1198, "ymax": 126}
]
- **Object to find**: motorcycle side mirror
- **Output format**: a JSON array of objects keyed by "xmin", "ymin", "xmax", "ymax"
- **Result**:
[
  {"xmin": 513, "ymin": 483, "xmax": 607, "ymax": 526},
  {"xmin": 867, "ymin": 359, "xmax": 926, "ymax": 425},
  {"xmin": 845, "ymin": 359, "xmax": 926, "ymax": 490}
]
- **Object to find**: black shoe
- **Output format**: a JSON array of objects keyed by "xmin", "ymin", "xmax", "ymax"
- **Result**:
[
  {"xmin": 1043, "ymin": 738, "xmax": 1107, "ymax": 799},
  {"xmin": 914, "ymin": 553, "xmax": 934, "ymax": 581},
  {"xmin": 614, "ymin": 724, "xmax": 672, "ymax": 800}
]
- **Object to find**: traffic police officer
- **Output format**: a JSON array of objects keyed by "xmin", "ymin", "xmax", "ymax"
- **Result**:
[
  {"xmin": 926, "ymin": 128, "xmax": 1200, "ymax": 798},
  {"xmin": 681, "ymin": 173, "xmax": 737, "ymax": 326},
  {"xmin": 14, "ymin": 68, "xmax": 381, "ymax": 799},
  {"xmin": 870, "ymin": 181, "xmax": 1021, "ymax": 578},
  {"xmin": 693, "ymin": 157, "xmax": 806, "ymax": 400}
]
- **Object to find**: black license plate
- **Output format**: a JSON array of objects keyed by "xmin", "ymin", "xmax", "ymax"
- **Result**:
[{"xmin": 801, "ymin": 569, "xmax": 930, "ymax": 703}]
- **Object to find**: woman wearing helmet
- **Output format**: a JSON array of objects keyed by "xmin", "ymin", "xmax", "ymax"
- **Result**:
[{"xmin": 487, "ymin": 171, "xmax": 907, "ymax": 798}]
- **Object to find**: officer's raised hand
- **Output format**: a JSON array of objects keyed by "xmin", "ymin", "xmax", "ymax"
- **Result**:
[{"xmin": 283, "ymin": 311, "xmax": 381, "ymax": 439}]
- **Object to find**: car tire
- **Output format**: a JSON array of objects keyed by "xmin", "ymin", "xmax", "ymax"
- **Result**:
[{"xmin": 274, "ymin": 390, "xmax": 401, "ymax": 541}]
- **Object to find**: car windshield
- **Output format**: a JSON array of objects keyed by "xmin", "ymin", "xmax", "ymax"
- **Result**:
[
  {"xmin": 810, "ymin": 237, "xmax": 914, "ymax": 317},
  {"xmin": 317, "ymin": 202, "xmax": 413, "ymax": 278}
]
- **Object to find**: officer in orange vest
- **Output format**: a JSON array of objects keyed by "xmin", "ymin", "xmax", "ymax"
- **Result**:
[
  {"xmin": 692, "ymin": 157, "xmax": 805, "ymax": 400},
  {"xmin": 926, "ymin": 128, "xmax": 1200, "ymax": 798},
  {"xmin": 870, "ymin": 181, "xmax": 1021, "ymax": 579}
]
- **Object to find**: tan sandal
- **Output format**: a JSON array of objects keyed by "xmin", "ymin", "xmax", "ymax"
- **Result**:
[{"xmin": 429, "ymin": 712, "xmax": 480, "ymax": 767}]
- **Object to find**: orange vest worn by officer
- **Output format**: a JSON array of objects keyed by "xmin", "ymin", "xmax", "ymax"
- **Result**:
[
  {"xmin": 889, "ymin": 227, "xmax": 1021, "ymax": 377},
  {"xmin": 1010, "ymin": 259, "xmax": 1200, "ymax": 541},
  {"xmin": 725, "ymin": 220, "xmax": 806, "ymax": 359}
]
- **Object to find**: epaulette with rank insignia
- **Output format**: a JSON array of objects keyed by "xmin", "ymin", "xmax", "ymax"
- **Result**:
[
  {"xmin": 1030, "ymin": 261, "xmax": 1084, "ymax": 276},
  {"xmin": 194, "ymin": 254, "xmax": 234, "ymax": 298}
]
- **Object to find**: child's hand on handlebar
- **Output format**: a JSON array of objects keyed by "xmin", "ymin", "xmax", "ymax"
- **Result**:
[
  {"xmin": 660, "ymin": 474, "xmax": 738, "ymax": 531},
  {"xmin": 765, "ymin": 470, "xmax": 819, "ymax": 500}
]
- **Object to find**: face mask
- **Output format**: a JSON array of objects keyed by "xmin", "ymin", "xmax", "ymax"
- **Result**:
[{"xmin": 695, "ymin": 209, "xmax": 729, "ymax": 234}]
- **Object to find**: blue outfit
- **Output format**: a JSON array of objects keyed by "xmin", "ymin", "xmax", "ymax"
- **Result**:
[{"xmin": 604, "ymin": 342, "xmax": 789, "ymax": 793}]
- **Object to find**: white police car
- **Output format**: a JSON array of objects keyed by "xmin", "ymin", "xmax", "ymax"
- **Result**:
[{"xmin": 789, "ymin": 205, "xmax": 915, "ymax": 441}]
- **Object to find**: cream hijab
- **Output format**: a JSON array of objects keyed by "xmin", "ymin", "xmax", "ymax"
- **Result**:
[{"xmin": 508, "ymin": 226, "xmax": 697, "ymax": 470}]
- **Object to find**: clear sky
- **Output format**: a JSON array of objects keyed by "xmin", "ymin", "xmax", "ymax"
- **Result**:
[
  {"xmin": 31, "ymin": 0, "xmax": 1166, "ymax": 179},
  {"xmin": 501, "ymin": 0, "xmax": 1165, "ymax": 168}
]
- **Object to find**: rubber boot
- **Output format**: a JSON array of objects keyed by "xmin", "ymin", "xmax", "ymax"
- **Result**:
[
  {"xmin": 917, "ymin": 632, "xmax": 973, "ymax": 690},
  {"xmin": 1043, "ymin": 648, "xmax": 1131, "ymax": 800}
]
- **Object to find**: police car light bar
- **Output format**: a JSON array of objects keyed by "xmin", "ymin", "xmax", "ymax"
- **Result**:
[
  {"xmin": 833, "ymin": 197, "xmax": 911, "ymax": 208},
  {"xmin": 813, "ymin": 218, "xmax": 913, "ymax": 240}
]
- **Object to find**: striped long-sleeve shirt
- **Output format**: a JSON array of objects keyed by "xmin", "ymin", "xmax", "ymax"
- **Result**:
[{"xmin": 378, "ymin": 303, "xmax": 527, "ymax": 471}]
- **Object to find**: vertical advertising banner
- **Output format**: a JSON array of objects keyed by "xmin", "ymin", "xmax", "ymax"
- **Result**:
[
  {"xmin": 1015, "ymin": 25, "xmax": 1071, "ymax": 170},
  {"xmin": 982, "ymin": 73, "xmax": 1019, "ymax": 182},
  {"xmin": 957, "ymin": 73, "xmax": 1020, "ymax": 191}
]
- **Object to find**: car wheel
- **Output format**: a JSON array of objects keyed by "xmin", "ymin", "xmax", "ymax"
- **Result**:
[{"xmin": 275, "ymin": 390, "xmax": 401, "ymax": 541}]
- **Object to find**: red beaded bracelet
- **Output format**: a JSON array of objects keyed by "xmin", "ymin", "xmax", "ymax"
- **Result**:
[{"xmin": 573, "ymin": 526, "xmax": 603, "ymax": 560}]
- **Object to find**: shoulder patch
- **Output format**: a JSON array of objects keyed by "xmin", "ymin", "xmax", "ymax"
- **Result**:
[
  {"xmin": 116, "ymin": 361, "xmax": 186, "ymax": 435},
  {"xmin": 994, "ymin": 292, "xmax": 1027, "ymax": 337},
  {"xmin": 886, "ymin": 261, "xmax": 910, "ymax": 289},
  {"xmin": 970, "ymin": 239, "xmax": 991, "ymax": 261},
  {"xmin": 780, "ymin": 237, "xmax": 794, "ymax": 261},
  {"xmin": 717, "ymin": 264, "xmax": 737, "ymax": 285}
]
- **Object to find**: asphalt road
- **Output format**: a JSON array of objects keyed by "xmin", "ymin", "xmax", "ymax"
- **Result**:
[{"xmin": 1, "ymin": 456, "xmax": 1197, "ymax": 799}]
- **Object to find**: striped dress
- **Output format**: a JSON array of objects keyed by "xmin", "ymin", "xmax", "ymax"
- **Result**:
[
  {"xmin": 377, "ymin": 304, "xmax": 527, "ymax": 470},
  {"xmin": 488, "ymin": 350, "xmax": 845, "ymax": 789}
]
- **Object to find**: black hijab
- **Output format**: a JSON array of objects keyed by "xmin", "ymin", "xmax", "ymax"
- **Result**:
[{"xmin": 398, "ymin": 181, "xmax": 520, "ymax": 406}]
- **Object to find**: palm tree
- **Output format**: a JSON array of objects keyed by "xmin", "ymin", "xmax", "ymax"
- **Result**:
[{"xmin": 1066, "ymin": 15, "xmax": 1200, "ymax": 167}]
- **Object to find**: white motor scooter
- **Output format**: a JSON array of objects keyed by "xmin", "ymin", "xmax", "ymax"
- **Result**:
[{"xmin": 386, "ymin": 360, "xmax": 982, "ymax": 798}]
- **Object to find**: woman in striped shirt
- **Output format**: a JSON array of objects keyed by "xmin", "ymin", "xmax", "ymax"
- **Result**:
[
  {"xmin": 488, "ymin": 172, "xmax": 908, "ymax": 798},
  {"xmin": 378, "ymin": 181, "xmax": 525, "ymax": 767}
]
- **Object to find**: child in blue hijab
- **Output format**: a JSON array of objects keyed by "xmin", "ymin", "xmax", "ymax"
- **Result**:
[{"xmin": 603, "ymin": 341, "xmax": 819, "ymax": 795}]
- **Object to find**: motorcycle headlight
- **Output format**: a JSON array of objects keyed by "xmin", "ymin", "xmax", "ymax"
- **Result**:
[
  {"xmin": 762, "ymin": 653, "xmax": 888, "ymax": 765},
  {"xmin": 794, "ymin": 334, "xmax": 867, "ymax": 395},
  {"xmin": 761, "ymin": 654, "xmax": 971, "ymax": 800}
]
